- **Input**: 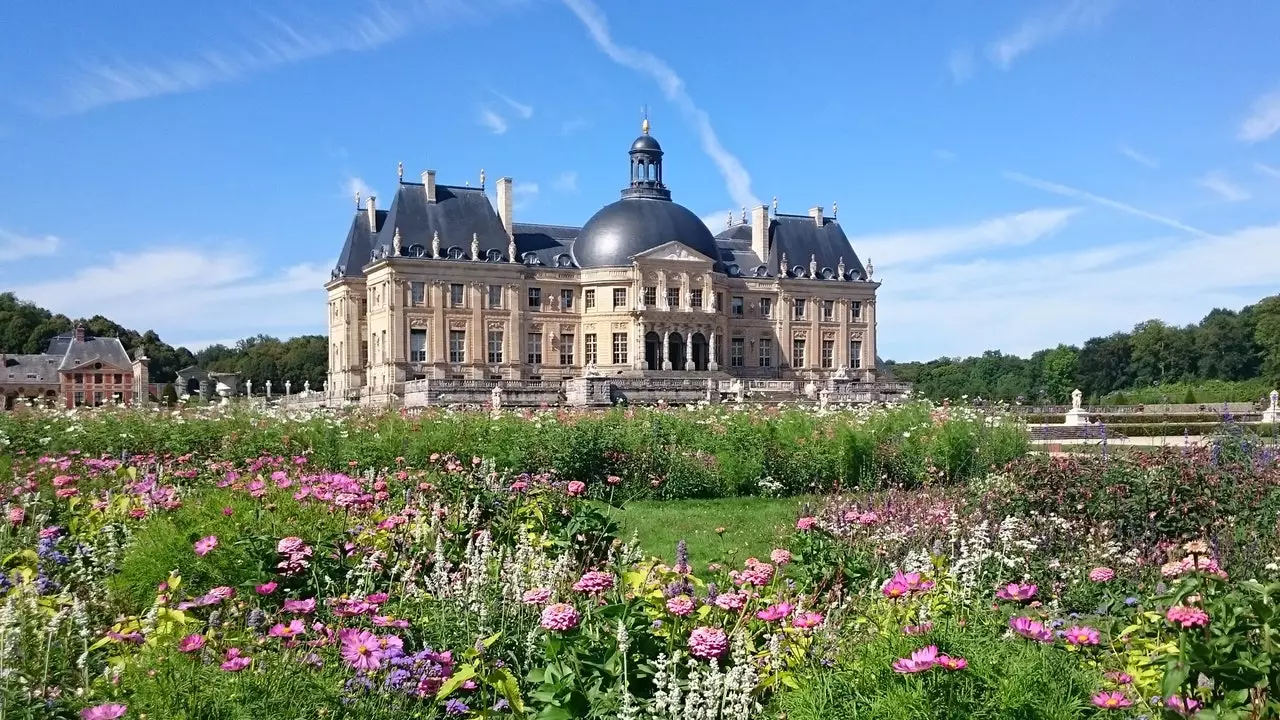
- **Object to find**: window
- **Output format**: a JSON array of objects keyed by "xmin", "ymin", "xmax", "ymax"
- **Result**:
[
  {"xmin": 488, "ymin": 284, "xmax": 503, "ymax": 308},
  {"xmin": 410, "ymin": 281, "xmax": 425, "ymax": 305},
  {"xmin": 690, "ymin": 289, "xmax": 703, "ymax": 309},
  {"xmin": 821, "ymin": 339, "xmax": 834, "ymax": 368},
  {"xmin": 850, "ymin": 339, "xmax": 863, "ymax": 370},
  {"xmin": 731, "ymin": 296, "xmax": 744, "ymax": 316},
  {"xmin": 94, "ymin": 373, "xmax": 103, "ymax": 384},
  {"xmin": 113, "ymin": 373, "xmax": 123, "ymax": 384},
  {"xmin": 585, "ymin": 289, "xmax": 596, "ymax": 309},
  {"xmin": 822, "ymin": 300, "xmax": 834, "ymax": 320},
  {"xmin": 450, "ymin": 283, "xmax": 464, "ymax": 307},
  {"xmin": 488, "ymin": 330, "xmax": 504, "ymax": 364},
  {"xmin": 793, "ymin": 298, "xmax": 807, "ymax": 320},
  {"xmin": 730, "ymin": 338, "xmax": 744, "ymax": 367},
  {"xmin": 666, "ymin": 287, "xmax": 680, "ymax": 309},
  {"xmin": 527, "ymin": 333, "xmax": 543, "ymax": 364},
  {"xmin": 560, "ymin": 289, "xmax": 574, "ymax": 309},
  {"xmin": 585, "ymin": 333, "xmax": 598, "ymax": 364},
  {"xmin": 449, "ymin": 330, "xmax": 466, "ymax": 363},
  {"xmin": 792, "ymin": 339, "xmax": 806, "ymax": 368},
  {"xmin": 612, "ymin": 332, "xmax": 629, "ymax": 365},
  {"xmin": 760, "ymin": 297, "xmax": 773, "ymax": 318},
  {"xmin": 381, "ymin": 331, "xmax": 387, "ymax": 362},
  {"xmin": 849, "ymin": 300, "xmax": 862, "ymax": 321},
  {"xmin": 528, "ymin": 287, "xmax": 542, "ymax": 309},
  {"xmin": 560, "ymin": 334, "xmax": 574, "ymax": 365},
  {"xmin": 73, "ymin": 391, "xmax": 84, "ymax": 407},
  {"xmin": 716, "ymin": 292, "xmax": 724, "ymax": 312},
  {"xmin": 758, "ymin": 338, "xmax": 773, "ymax": 367},
  {"xmin": 643, "ymin": 286, "xmax": 657, "ymax": 307},
  {"xmin": 410, "ymin": 329, "xmax": 428, "ymax": 362},
  {"xmin": 361, "ymin": 341, "xmax": 369, "ymax": 366},
  {"xmin": 612, "ymin": 288, "xmax": 627, "ymax": 309},
  {"xmin": 93, "ymin": 391, "xmax": 104, "ymax": 406}
]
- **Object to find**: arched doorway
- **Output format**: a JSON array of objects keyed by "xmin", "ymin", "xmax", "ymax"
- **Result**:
[
  {"xmin": 645, "ymin": 332, "xmax": 661, "ymax": 370},
  {"xmin": 691, "ymin": 333, "xmax": 708, "ymax": 371},
  {"xmin": 668, "ymin": 333, "xmax": 687, "ymax": 371},
  {"xmin": 186, "ymin": 378, "xmax": 202, "ymax": 396}
]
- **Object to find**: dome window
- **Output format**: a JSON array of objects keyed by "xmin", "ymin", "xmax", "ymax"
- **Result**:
[
  {"xmin": 555, "ymin": 254, "xmax": 573, "ymax": 268},
  {"xmin": 447, "ymin": 247, "xmax": 465, "ymax": 260},
  {"xmin": 406, "ymin": 244, "xmax": 426, "ymax": 258},
  {"xmin": 486, "ymin": 248, "xmax": 503, "ymax": 262},
  {"xmin": 820, "ymin": 267, "xmax": 835, "ymax": 279}
]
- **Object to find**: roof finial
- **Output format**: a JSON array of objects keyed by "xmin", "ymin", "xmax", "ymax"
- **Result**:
[
  {"xmin": 741, "ymin": 207, "xmax": 747, "ymax": 224},
  {"xmin": 480, "ymin": 168, "xmax": 486, "ymax": 189},
  {"xmin": 355, "ymin": 190, "xmax": 361, "ymax": 209},
  {"xmin": 397, "ymin": 161, "xmax": 403, "ymax": 181},
  {"xmin": 726, "ymin": 211, "xmax": 732, "ymax": 229},
  {"xmin": 866, "ymin": 258, "xmax": 874, "ymax": 280},
  {"xmin": 772, "ymin": 196, "xmax": 778, "ymax": 215},
  {"xmin": 832, "ymin": 201, "xmax": 838, "ymax": 219},
  {"xmin": 641, "ymin": 104, "xmax": 650, "ymax": 135}
]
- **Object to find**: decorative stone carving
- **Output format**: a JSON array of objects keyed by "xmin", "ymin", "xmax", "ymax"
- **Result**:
[
  {"xmin": 487, "ymin": 320, "xmax": 505, "ymax": 330},
  {"xmin": 611, "ymin": 322, "xmax": 628, "ymax": 330},
  {"xmin": 471, "ymin": 233, "xmax": 481, "ymax": 261},
  {"xmin": 833, "ymin": 365, "xmax": 849, "ymax": 380},
  {"xmin": 1071, "ymin": 389, "xmax": 1082, "ymax": 409},
  {"xmin": 431, "ymin": 231, "xmax": 441, "ymax": 259},
  {"xmin": 449, "ymin": 319, "xmax": 468, "ymax": 330},
  {"xmin": 809, "ymin": 254, "xmax": 818, "ymax": 277},
  {"xmin": 559, "ymin": 324, "xmax": 575, "ymax": 333},
  {"xmin": 409, "ymin": 317, "xmax": 430, "ymax": 329},
  {"xmin": 508, "ymin": 238, "xmax": 517, "ymax": 263},
  {"xmin": 393, "ymin": 228, "xmax": 402, "ymax": 256},
  {"xmin": 851, "ymin": 330, "xmax": 864, "ymax": 340}
]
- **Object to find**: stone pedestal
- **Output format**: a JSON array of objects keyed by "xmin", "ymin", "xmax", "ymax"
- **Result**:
[
  {"xmin": 1064, "ymin": 408, "xmax": 1090, "ymax": 426},
  {"xmin": 1264, "ymin": 390, "xmax": 1280, "ymax": 424}
]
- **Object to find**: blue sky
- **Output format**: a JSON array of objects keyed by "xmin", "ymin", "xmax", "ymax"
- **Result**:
[{"xmin": 2, "ymin": 0, "xmax": 1279, "ymax": 361}]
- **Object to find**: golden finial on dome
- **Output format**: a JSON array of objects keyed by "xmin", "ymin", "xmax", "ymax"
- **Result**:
[{"xmin": 642, "ymin": 117, "xmax": 650, "ymax": 135}]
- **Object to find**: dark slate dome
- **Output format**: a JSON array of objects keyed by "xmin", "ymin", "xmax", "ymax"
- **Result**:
[
  {"xmin": 573, "ymin": 197, "xmax": 721, "ymax": 268},
  {"xmin": 630, "ymin": 134, "xmax": 663, "ymax": 153}
]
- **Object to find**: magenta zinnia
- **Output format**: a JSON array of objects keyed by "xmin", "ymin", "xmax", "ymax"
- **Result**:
[
  {"xmin": 1166, "ymin": 604, "xmax": 1210, "ymax": 628},
  {"xmin": 522, "ymin": 587, "xmax": 552, "ymax": 605},
  {"xmin": 688, "ymin": 626, "xmax": 729, "ymax": 660},
  {"xmin": 572, "ymin": 571, "xmax": 616, "ymax": 594},
  {"xmin": 1088, "ymin": 567, "xmax": 1115, "ymax": 583},
  {"xmin": 666, "ymin": 595, "xmax": 695, "ymax": 616},
  {"xmin": 539, "ymin": 603, "xmax": 581, "ymax": 632}
]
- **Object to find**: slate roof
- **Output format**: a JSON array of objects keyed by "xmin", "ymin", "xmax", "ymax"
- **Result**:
[
  {"xmin": 2, "ymin": 355, "xmax": 61, "ymax": 384},
  {"xmin": 56, "ymin": 334, "xmax": 132, "ymax": 371},
  {"xmin": 4, "ymin": 332, "xmax": 133, "ymax": 383},
  {"xmin": 766, "ymin": 214, "xmax": 868, "ymax": 282},
  {"xmin": 512, "ymin": 222, "xmax": 579, "ymax": 267}
]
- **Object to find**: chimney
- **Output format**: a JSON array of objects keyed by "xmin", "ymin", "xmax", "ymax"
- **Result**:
[
  {"xmin": 73, "ymin": 325, "xmax": 86, "ymax": 342},
  {"xmin": 366, "ymin": 195, "xmax": 377, "ymax": 232},
  {"xmin": 809, "ymin": 206, "xmax": 824, "ymax": 227},
  {"xmin": 496, "ymin": 177, "xmax": 514, "ymax": 238},
  {"xmin": 422, "ymin": 170, "xmax": 437, "ymax": 202},
  {"xmin": 750, "ymin": 204, "xmax": 769, "ymax": 262}
]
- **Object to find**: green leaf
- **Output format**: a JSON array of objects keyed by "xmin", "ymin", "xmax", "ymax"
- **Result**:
[
  {"xmin": 436, "ymin": 662, "xmax": 477, "ymax": 700},
  {"xmin": 488, "ymin": 667, "xmax": 525, "ymax": 714}
]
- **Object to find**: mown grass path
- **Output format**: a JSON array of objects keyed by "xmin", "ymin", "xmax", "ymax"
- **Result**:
[{"xmin": 601, "ymin": 496, "xmax": 816, "ymax": 565}]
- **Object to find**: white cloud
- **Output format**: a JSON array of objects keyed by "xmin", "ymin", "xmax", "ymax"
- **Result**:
[
  {"xmin": 1118, "ymin": 144, "xmax": 1158, "ymax": 168},
  {"xmin": 560, "ymin": 117, "xmax": 588, "ymax": 135},
  {"xmin": 700, "ymin": 208, "xmax": 737, "ymax": 231},
  {"xmin": 8, "ymin": 246, "xmax": 329, "ymax": 347},
  {"xmin": 1004, "ymin": 171, "xmax": 1212, "ymax": 237},
  {"xmin": 478, "ymin": 107, "xmax": 509, "ymax": 135},
  {"xmin": 1256, "ymin": 162, "xmax": 1280, "ymax": 180},
  {"xmin": 948, "ymin": 48, "xmax": 975, "ymax": 84},
  {"xmin": 561, "ymin": 0, "xmax": 759, "ymax": 210},
  {"xmin": 552, "ymin": 171, "xmax": 578, "ymax": 193},
  {"xmin": 0, "ymin": 229, "xmax": 61, "ymax": 262},
  {"xmin": 987, "ymin": 0, "xmax": 1113, "ymax": 70},
  {"xmin": 492, "ymin": 90, "xmax": 533, "ymax": 119},
  {"xmin": 850, "ymin": 207, "xmax": 1080, "ymax": 270},
  {"xmin": 1197, "ymin": 172, "xmax": 1252, "ymax": 203},
  {"xmin": 513, "ymin": 181, "xmax": 539, "ymax": 209},
  {"xmin": 344, "ymin": 177, "xmax": 376, "ymax": 204},
  {"xmin": 1239, "ymin": 88, "xmax": 1280, "ymax": 143}
]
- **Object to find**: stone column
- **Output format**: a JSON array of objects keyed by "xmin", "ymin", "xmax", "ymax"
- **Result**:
[
  {"xmin": 685, "ymin": 330, "xmax": 693, "ymax": 371},
  {"xmin": 636, "ymin": 321, "xmax": 647, "ymax": 370},
  {"xmin": 866, "ymin": 299, "xmax": 878, "ymax": 377},
  {"xmin": 708, "ymin": 331, "xmax": 719, "ymax": 371},
  {"xmin": 811, "ymin": 296, "xmax": 821, "ymax": 373},
  {"xmin": 432, "ymin": 281, "xmax": 446, "ymax": 370},
  {"xmin": 662, "ymin": 329, "xmax": 672, "ymax": 370}
]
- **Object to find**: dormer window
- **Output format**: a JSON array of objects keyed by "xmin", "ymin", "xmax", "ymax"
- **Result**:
[
  {"xmin": 447, "ymin": 246, "xmax": 465, "ymax": 260},
  {"xmin": 407, "ymin": 244, "xmax": 426, "ymax": 257},
  {"xmin": 487, "ymin": 248, "xmax": 503, "ymax": 262},
  {"xmin": 555, "ymin": 254, "xmax": 573, "ymax": 268}
]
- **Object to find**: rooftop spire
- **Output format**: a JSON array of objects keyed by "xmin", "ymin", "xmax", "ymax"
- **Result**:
[{"xmin": 642, "ymin": 103, "xmax": 650, "ymax": 135}]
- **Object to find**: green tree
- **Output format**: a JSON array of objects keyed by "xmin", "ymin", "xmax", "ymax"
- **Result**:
[
  {"xmin": 1039, "ymin": 345, "xmax": 1079, "ymax": 404},
  {"xmin": 1253, "ymin": 295, "xmax": 1280, "ymax": 385}
]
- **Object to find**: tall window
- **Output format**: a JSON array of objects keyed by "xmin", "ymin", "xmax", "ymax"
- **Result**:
[
  {"xmin": 850, "ymin": 339, "xmax": 863, "ymax": 369},
  {"xmin": 585, "ymin": 289, "xmax": 596, "ymax": 309},
  {"xmin": 793, "ymin": 298, "xmax": 807, "ymax": 320},
  {"xmin": 612, "ymin": 332, "xmax": 629, "ymax": 365},
  {"xmin": 94, "ymin": 373, "xmax": 103, "ymax": 384},
  {"xmin": 643, "ymin": 287, "xmax": 657, "ymax": 307},
  {"xmin": 821, "ymin": 339, "xmax": 834, "ymax": 368},
  {"xmin": 528, "ymin": 287, "xmax": 542, "ymax": 309},
  {"xmin": 527, "ymin": 333, "xmax": 543, "ymax": 364},
  {"xmin": 731, "ymin": 296, "xmax": 744, "ymax": 316},
  {"xmin": 361, "ymin": 341, "xmax": 369, "ymax": 366},
  {"xmin": 488, "ymin": 284, "xmax": 503, "ymax": 308},
  {"xmin": 73, "ymin": 391, "xmax": 84, "ymax": 407},
  {"xmin": 560, "ymin": 289, "xmax": 574, "ymax": 309},
  {"xmin": 449, "ymin": 330, "xmax": 466, "ymax": 363},
  {"xmin": 560, "ymin": 334, "xmax": 574, "ymax": 365},
  {"xmin": 74, "ymin": 373, "xmax": 83, "ymax": 384},
  {"xmin": 690, "ymin": 289, "xmax": 703, "ymax": 309},
  {"xmin": 612, "ymin": 288, "xmax": 627, "ymax": 309},
  {"xmin": 792, "ymin": 339, "xmax": 806, "ymax": 368},
  {"xmin": 730, "ymin": 338, "xmax": 744, "ymax": 367},
  {"xmin": 113, "ymin": 373, "xmax": 123, "ymax": 384},
  {"xmin": 409, "ymin": 329, "xmax": 428, "ymax": 362},
  {"xmin": 450, "ymin": 283, "xmax": 464, "ymax": 307},
  {"xmin": 822, "ymin": 300, "xmax": 834, "ymax": 320},
  {"xmin": 410, "ymin": 281, "xmax": 425, "ymax": 305},
  {"xmin": 93, "ymin": 391, "xmax": 104, "ymax": 406},
  {"xmin": 849, "ymin": 300, "xmax": 862, "ymax": 321},
  {"xmin": 758, "ymin": 338, "xmax": 773, "ymax": 367},
  {"xmin": 585, "ymin": 334, "xmax": 598, "ymax": 364},
  {"xmin": 666, "ymin": 287, "xmax": 680, "ymax": 309},
  {"xmin": 488, "ymin": 330, "xmax": 504, "ymax": 364}
]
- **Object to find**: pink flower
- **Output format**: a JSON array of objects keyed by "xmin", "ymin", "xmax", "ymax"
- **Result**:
[
  {"xmin": 795, "ymin": 517, "xmax": 816, "ymax": 531},
  {"xmin": 566, "ymin": 481, "xmax": 586, "ymax": 497},
  {"xmin": 540, "ymin": 603, "xmax": 581, "ymax": 632},
  {"xmin": 339, "ymin": 629, "xmax": 384, "ymax": 671},
  {"xmin": 1091, "ymin": 691, "xmax": 1133, "ymax": 710},
  {"xmin": 277, "ymin": 537, "xmax": 308, "ymax": 555},
  {"xmin": 688, "ymin": 626, "xmax": 729, "ymax": 660},
  {"xmin": 80, "ymin": 703, "xmax": 128, "ymax": 720},
  {"xmin": 1009, "ymin": 616, "xmax": 1054, "ymax": 643},
  {"xmin": 995, "ymin": 583, "xmax": 1037, "ymax": 602},
  {"xmin": 769, "ymin": 548, "xmax": 792, "ymax": 566},
  {"xmin": 269, "ymin": 619, "xmax": 305, "ymax": 638},
  {"xmin": 791, "ymin": 612, "xmax": 825, "ymax": 629},
  {"xmin": 7, "ymin": 507, "xmax": 24, "ymax": 526},
  {"xmin": 733, "ymin": 558, "xmax": 775, "ymax": 587},
  {"xmin": 522, "ymin": 588, "xmax": 552, "ymax": 605},
  {"xmin": 1165, "ymin": 695, "xmax": 1201, "ymax": 717},
  {"xmin": 572, "ymin": 571, "xmax": 615, "ymax": 594},
  {"xmin": 605, "ymin": 475, "xmax": 622, "ymax": 486},
  {"xmin": 903, "ymin": 622, "xmax": 933, "ymax": 636},
  {"xmin": 177, "ymin": 634, "xmax": 206, "ymax": 653},
  {"xmin": 282, "ymin": 597, "xmax": 316, "ymax": 614},
  {"xmin": 1088, "ymin": 567, "xmax": 1115, "ymax": 583},
  {"xmin": 882, "ymin": 571, "xmax": 934, "ymax": 599},
  {"xmin": 714, "ymin": 592, "xmax": 746, "ymax": 611},
  {"xmin": 1104, "ymin": 671, "xmax": 1134, "ymax": 686},
  {"xmin": 666, "ymin": 595, "xmax": 695, "ymax": 616},
  {"xmin": 756, "ymin": 602, "xmax": 794, "ymax": 622},
  {"xmin": 255, "ymin": 581, "xmax": 278, "ymax": 595},
  {"xmin": 1063, "ymin": 626, "xmax": 1101, "ymax": 646},
  {"xmin": 1166, "ymin": 605, "xmax": 1210, "ymax": 629},
  {"xmin": 220, "ymin": 648, "xmax": 251, "ymax": 672},
  {"xmin": 194, "ymin": 535, "xmax": 218, "ymax": 556},
  {"xmin": 937, "ymin": 655, "xmax": 967, "ymax": 670},
  {"xmin": 892, "ymin": 645, "xmax": 938, "ymax": 673}
]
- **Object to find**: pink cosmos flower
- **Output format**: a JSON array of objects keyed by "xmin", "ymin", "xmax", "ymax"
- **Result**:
[
  {"xmin": 892, "ymin": 645, "xmax": 938, "ymax": 673},
  {"xmin": 795, "ymin": 516, "xmax": 816, "ymax": 530},
  {"xmin": 666, "ymin": 595, "xmax": 695, "ymax": 616},
  {"xmin": 714, "ymin": 592, "xmax": 746, "ymax": 611},
  {"xmin": 566, "ymin": 481, "xmax": 586, "ymax": 497},
  {"xmin": 220, "ymin": 648, "xmax": 251, "ymax": 672},
  {"xmin": 80, "ymin": 703, "xmax": 128, "ymax": 720},
  {"xmin": 255, "ymin": 581, "xmax": 278, "ymax": 595},
  {"xmin": 1165, "ymin": 695, "xmax": 1201, "ymax": 717},
  {"xmin": 194, "ymin": 535, "xmax": 218, "ymax": 557},
  {"xmin": 177, "ymin": 634, "xmax": 206, "ymax": 653},
  {"xmin": 339, "ymin": 629, "xmax": 384, "ymax": 671},
  {"xmin": 937, "ymin": 655, "xmax": 967, "ymax": 670},
  {"xmin": 1009, "ymin": 616, "xmax": 1054, "ymax": 643},
  {"xmin": 540, "ymin": 603, "xmax": 581, "ymax": 632},
  {"xmin": 1091, "ymin": 691, "xmax": 1132, "ymax": 709},
  {"xmin": 1166, "ymin": 605, "xmax": 1210, "ymax": 629},
  {"xmin": 1104, "ymin": 671, "xmax": 1134, "ymax": 686},
  {"xmin": 769, "ymin": 548, "xmax": 792, "ymax": 566},
  {"xmin": 1063, "ymin": 626, "xmax": 1101, "ymax": 646},
  {"xmin": 755, "ymin": 602, "xmax": 794, "ymax": 622},
  {"xmin": 791, "ymin": 612, "xmax": 825, "ymax": 629},
  {"xmin": 1088, "ymin": 567, "xmax": 1115, "ymax": 583},
  {"xmin": 522, "ymin": 588, "xmax": 552, "ymax": 605},
  {"xmin": 995, "ymin": 583, "xmax": 1037, "ymax": 602},
  {"xmin": 688, "ymin": 627, "xmax": 729, "ymax": 660},
  {"xmin": 269, "ymin": 619, "xmax": 305, "ymax": 638},
  {"xmin": 572, "ymin": 571, "xmax": 616, "ymax": 594},
  {"xmin": 282, "ymin": 597, "xmax": 316, "ymax": 614}
]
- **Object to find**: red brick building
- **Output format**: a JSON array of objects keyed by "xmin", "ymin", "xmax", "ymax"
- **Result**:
[{"xmin": 1, "ymin": 326, "xmax": 149, "ymax": 409}]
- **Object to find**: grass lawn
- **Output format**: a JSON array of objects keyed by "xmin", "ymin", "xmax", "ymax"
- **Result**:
[{"xmin": 601, "ymin": 496, "xmax": 818, "ymax": 566}]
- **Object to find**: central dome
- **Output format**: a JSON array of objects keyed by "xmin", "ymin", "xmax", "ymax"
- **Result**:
[{"xmin": 573, "ymin": 197, "xmax": 721, "ymax": 268}]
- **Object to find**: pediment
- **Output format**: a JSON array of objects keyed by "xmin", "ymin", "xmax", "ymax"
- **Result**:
[
  {"xmin": 631, "ymin": 241, "xmax": 714, "ymax": 264},
  {"xmin": 64, "ymin": 357, "xmax": 128, "ymax": 373}
]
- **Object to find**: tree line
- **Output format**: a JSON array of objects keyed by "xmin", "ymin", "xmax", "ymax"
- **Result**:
[{"xmin": 886, "ymin": 294, "xmax": 1280, "ymax": 405}]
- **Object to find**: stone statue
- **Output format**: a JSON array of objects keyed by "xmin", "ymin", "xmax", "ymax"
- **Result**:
[
  {"xmin": 1271, "ymin": 389, "xmax": 1279, "ymax": 411},
  {"xmin": 803, "ymin": 381, "xmax": 817, "ymax": 400},
  {"xmin": 780, "ymin": 252, "xmax": 788, "ymax": 277},
  {"xmin": 809, "ymin": 254, "xmax": 818, "ymax": 277},
  {"xmin": 508, "ymin": 237, "xmax": 517, "ymax": 263},
  {"xmin": 245, "ymin": 379, "xmax": 252, "ymax": 398},
  {"xmin": 1265, "ymin": 390, "xmax": 1280, "ymax": 424},
  {"xmin": 393, "ymin": 228, "xmax": 402, "ymax": 256},
  {"xmin": 583, "ymin": 362, "xmax": 601, "ymax": 378},
  {"xmin": 732, "ymin": 378, "xmax": 746, "ymax": 403},
  {"xmin": 490, "ymin": 385, "xmax": 503, "ymax": 410},
  {"xmin": 833, "ymin": 365, "xmax": 849, "ymax": 380},
  {"xmin": 432, "ymin": 231, "xmax": 441, "ymax": 259},
  {"xmin": 322, "ymin": 380, "xmax": 328, "ymax": 394},
  {"xmin": 285, "ymin": 380, "xmax": 292, "ymax": 396},
  {"xmin": 1071, "ymin": 388, "xmax": 1082, "ymax": 410},
  {"xmin": 837, "ymin": 257, "xmax": 846, "ymax": 278},
  {"xmin": 265, "ymin": 380, "xmax": 272, "ymax": 399},
  {"xmin": 303, "ymin": 380, "xmax": 311, "ymax": 395},
  {"xmin": 471, "ymin": 233, "xmax": 480, "ymax": 261},
  {"xmin": 866, "ymin": 259, "xmax": 874, "ymax": 280},
  {"xmin": 819, "ymin": 389, "xmax": 830, "ymax": 410}
]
